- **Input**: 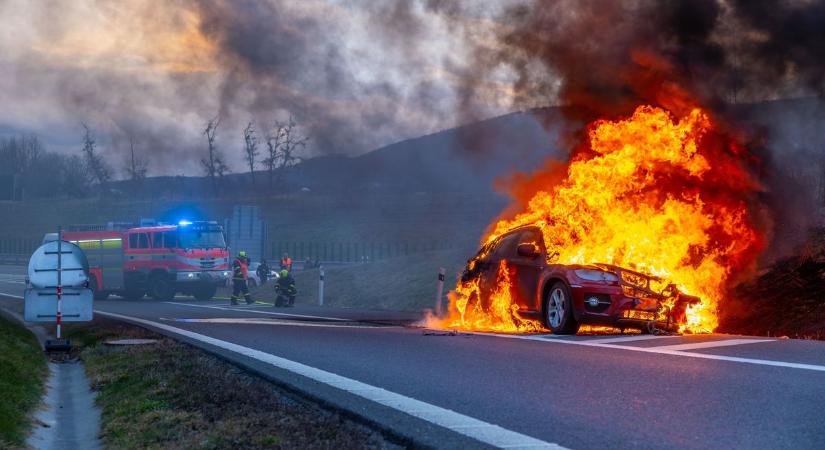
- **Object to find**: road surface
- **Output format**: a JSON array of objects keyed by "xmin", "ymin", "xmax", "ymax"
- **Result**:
[{"xmin": 2, "ymin": 265, "xmax": 824, "ymax": 449}]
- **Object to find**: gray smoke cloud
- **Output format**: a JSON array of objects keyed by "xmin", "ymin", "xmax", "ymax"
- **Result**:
[{"xmin": 0, "ymin": 0, "xmax": 505, "ymax": 175}]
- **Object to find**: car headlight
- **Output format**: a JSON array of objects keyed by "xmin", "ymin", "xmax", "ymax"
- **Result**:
[{"xmin": 574, "ymin": 269, "xmax": 619, "ymax": 282}]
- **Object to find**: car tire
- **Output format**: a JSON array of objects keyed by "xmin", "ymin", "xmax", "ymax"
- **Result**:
[
  {"xmin": 544, "ymin": 281, "xmax": 580, "ymax": 335},
  {"xmin": 149, "ymin": 273, "xmax": 176, "ymax": 301},
  {"xmin": 192, "ymin": 283, "xmax": 217, "ymax": 301}
]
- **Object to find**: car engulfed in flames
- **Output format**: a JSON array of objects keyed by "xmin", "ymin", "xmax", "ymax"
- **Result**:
[
  {"xmin": 451, "ymin": 226, "xmax": 700, "ymax": 334},
  {"xmin": 428, "ymin": 104, "xmax": 764, "ymax": 335}
]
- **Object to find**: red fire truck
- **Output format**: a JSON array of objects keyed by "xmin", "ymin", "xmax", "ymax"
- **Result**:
[{"xmin": 58, "ymin": 221, "xmax": 231, "ymax": 301}]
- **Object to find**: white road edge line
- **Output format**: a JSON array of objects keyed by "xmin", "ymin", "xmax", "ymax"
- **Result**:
[
  {"xmin": 164, "ymin": 301, "xmax": 352, "ymax": 322},
  {"xmin": 0, "ymin": 291, "xmax": 23, "ymax": 299},
  {"xmin": 159, "ymin": 317, "xmax": 382, "ymax": 329},
  {"xmin": 95, "ymin": 310, "xmax": 564, "ymax": 450},
  {"xmin": 467, "ymin": 332, "xmax": 825, "ymax": 373}
]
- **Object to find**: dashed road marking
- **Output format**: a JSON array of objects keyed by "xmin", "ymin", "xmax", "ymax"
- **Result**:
[
  {"xmin": 164, "ymin": 301, "xmax": 351, "ymax": 321},
  {"xmin": 461, "ymin": 331, "xmax": 825, "ymax": 373},
  {"xmin": 584, "ymin": 334, "xmax": 682, "ymax": 344},
  {"xmin": 649, "ymin": 338, "xmax": 772, "ymax": 351},
  {"xmin": 97, "ymin": 310, "xmax": 565, "ymax": 450}
]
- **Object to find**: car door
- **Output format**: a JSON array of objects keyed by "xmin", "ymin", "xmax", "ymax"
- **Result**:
[
  {"xmin": 480, "ymin": 231, "xmax": 523, "ymax": 305},
  {"xmin": 508, "ymin": 228, "xmax": 547, "ymax": 312}
]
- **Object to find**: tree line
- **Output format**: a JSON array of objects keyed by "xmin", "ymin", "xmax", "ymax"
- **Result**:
[{"xmin": 0, "ymin": 116, "xmax": 307, "ymax": 200}]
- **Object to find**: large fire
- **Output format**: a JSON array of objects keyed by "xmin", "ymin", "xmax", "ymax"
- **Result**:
[{"xmin": 436, "ymin": 105, "xmax": 763, "ymax": 333}]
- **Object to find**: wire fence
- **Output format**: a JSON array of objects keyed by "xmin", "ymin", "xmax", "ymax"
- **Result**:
[{"xmin": 269, "ymin": 240, "xmax": 470, "ymax": 263}]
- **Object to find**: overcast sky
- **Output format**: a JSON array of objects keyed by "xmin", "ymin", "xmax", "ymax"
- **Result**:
[{"xmin": 0, "ymin": 0, "xmax": 521, "ymax": 175}]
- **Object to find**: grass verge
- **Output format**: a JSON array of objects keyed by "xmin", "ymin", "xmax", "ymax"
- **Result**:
[
  {"xmin": 0, "ymin": 314, "xmax": 47, "ymax": 448},
  {"xmin": 65, "ymin": 319, "xmax": 395, "ymax": 450},
  {"xmin": 251, "ymin": 248, "xmax": 472, "ymax": 311}
]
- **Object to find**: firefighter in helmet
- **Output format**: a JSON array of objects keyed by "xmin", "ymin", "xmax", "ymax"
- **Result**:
[
  {"xmin": 231, "ymin": 250, "xmax": 253, "ymax": 305},
  {"xmin": 274, "ymin": 269, "xmax": 297, "ymax": 307}
]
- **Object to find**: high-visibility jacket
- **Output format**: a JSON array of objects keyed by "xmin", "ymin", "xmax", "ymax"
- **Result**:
[
  {"xmin": 232, "ymin": 257, "xmax": 248, "ymax": 280},
  {"xmin": 280, "ymin": 257, "xmax": 292, "ymax": 270}
]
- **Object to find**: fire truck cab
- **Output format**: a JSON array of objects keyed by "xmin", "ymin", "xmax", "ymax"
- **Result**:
[{"xmin": 59, "ymin": 221, "xmax": 231, "ymax": 301}]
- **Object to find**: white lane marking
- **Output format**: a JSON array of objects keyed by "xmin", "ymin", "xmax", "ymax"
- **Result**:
[
  {"xmin": 164, "ymin": 301, "xmax": 351, "ymax": 322},
  {"xmin": 462, "ymin": 331, "xmax": 825, "ymax": 373},
  {"xmin": 650, "ymin": 338, "xmax": 772, "ymax": 351},
  {"xmin": 0, "ymin": 291, "xmax": 23, "ymax": 299},
  {"xmin": 584, "ymin": 335, "xmax": 683, "ymax": 344},
  {"xmin": 96, "ymin": 310, "xmax": 564, "ymax": 449},
  {"xmin": 160, "ymin": 317, "xmax": 383, "ymax": 329}
]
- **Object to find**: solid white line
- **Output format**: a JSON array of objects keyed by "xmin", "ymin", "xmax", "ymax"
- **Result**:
[
  {"xmin": 650, "ymin": 338, "xmax": 772, "ymax": 351},
  {"xmin": 164, "ymin": 301, "xmax": 351, "ymax": 322},
  {"xmin": 468, "ymin": 332, "xmax": 825, "ymax": 373},
  {"xmin": 0, "ymin": 291, "xmax": 23, "ymax": 299},
  {"xmin": 95, "ymin": 310, "xmax": 564, "ymax": 449},
  {"xmin": 584, "ymin": 334, "xmax": 682, "ymax": 344},
  {"xmin": 160, "ymin": 317, "xmax": 382, "ymax": 329}
]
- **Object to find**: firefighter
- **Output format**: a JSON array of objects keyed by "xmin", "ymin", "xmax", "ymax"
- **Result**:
[
  {"xmin": 274, "ymin": 269, "xmax": 297, "ymax": 307},
  {"xmin": 280, "ymin": 252, "xmax": 293, "ymax": 271},
  {"xmin": 257, "ymin": 259, "xmax": 270, "ymax": 284},
  {"xmin": 231, "ymin": 250, "xmax": 253, "ymax": 305}
]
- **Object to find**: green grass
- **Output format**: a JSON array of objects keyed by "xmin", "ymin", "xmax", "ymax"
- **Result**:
[
  {"xmin": 0, "ymin": 315, "xmax": 47, "ymax": 448},
  {"xmin": 65, "ymin": 320, "xmax": 392, "ymax": 450},
  {"xmin": 251, "ymin": 247, "xmax": 473, "ymax": 311}
]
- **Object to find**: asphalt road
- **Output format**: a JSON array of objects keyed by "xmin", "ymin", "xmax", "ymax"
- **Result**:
[{"xmin": 2, "ymin": 265, "xmax": 824, "ymax": 449}]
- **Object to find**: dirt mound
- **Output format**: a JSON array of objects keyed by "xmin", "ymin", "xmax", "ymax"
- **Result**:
[{"xmin": 720, "ymin": 232, "xmax": 825, "ymax": 339}]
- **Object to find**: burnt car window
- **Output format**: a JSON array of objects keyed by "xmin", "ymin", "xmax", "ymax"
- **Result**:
[
  {"xmin": 493, "ymin": 232, "xmax": 523, "ymax": 259},
  {"xmin": 519, "ymin": 228, "xmax": 543, "ymax": 249}
]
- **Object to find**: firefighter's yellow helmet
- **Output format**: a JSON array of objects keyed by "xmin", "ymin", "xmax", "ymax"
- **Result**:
[{"xmin": 238, "ymin": 250, "xmax": 246, "ymax": 257}]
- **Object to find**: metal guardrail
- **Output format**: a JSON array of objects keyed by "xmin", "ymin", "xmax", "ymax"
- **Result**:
[{"xmin": 0, "ymin": 254, "xmax": 28, "ymax": 266}]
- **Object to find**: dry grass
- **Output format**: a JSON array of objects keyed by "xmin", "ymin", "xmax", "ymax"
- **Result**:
[{"xmin": 66, "ymin": 320, "xmax": 399, "ymax": 450}]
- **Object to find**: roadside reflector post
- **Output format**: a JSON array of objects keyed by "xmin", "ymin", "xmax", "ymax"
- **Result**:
[
  {"xmin": 435, "ymin": 267, "xmax": 445, "ymax": 317},
  {"xmin": 56, "ymin": 226, "xmax": 62, "ymax": 341},
  {"xmin": 318, "ymin": 266, "xmax": 325, "ymax": 306}
]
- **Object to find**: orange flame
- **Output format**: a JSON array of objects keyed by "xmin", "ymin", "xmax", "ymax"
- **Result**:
[{"xmin": 434, "ymin": 105, "xmax": 763, "ymax": 333}]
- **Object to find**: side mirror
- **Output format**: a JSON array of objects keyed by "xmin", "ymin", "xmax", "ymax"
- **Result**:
[{"xmin": 517, "ymin": 243, "xmax": 541, "ymax": 258}]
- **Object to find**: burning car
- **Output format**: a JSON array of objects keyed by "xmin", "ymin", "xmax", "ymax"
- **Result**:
[{"xmin": 458, "ymin": 225, "xmax": 700, "ymax": 334}]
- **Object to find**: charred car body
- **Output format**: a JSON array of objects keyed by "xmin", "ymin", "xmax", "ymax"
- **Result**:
[{"xmin": 460, "ymin": 226, "xmax": 700, "ymax": 334}]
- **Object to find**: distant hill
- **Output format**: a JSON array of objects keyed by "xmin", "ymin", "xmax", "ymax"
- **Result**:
[{"xmin": 118, "ymin": 107, "xmax": 565, "ymax": 198}]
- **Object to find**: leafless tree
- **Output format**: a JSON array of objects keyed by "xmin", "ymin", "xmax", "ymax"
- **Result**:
[
  {"xmin": 243, "ymin": 121, "xmax": 259, "ymax": 188},
  {"xmin": 262, "ymin": 116, "xmax": 307, "ymax": 190},
  {"xmin": 123, "ymin": 135, "xmax": 148, "ymax": 197},
  {"xmin": 81, "ymin": 123, "xmax": 112, "ymax": 186},
  {"xmin": 201, "ymin": 116, "xmax": 229, "ymax": 195},
  {"xmin": 125, "ymin": 136, "xmax": 148, "ymax": 182}
]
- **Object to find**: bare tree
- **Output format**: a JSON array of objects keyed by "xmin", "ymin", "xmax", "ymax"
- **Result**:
[
  {"xmin": 243, "ymin": 121, "xmax": 259, "ymax": 188},
  {"xmin": 124, "ymin": 136, "xmax": 148, "ymax": 196},
  {"xmin": 201, "ymin": 116, "xmax": 229, "ymax": 195},
  {"xmin": 262, "ymin": 116, "xmax": 307, "ymax": 190},
  {"xmin": 125, "ymin": 136, "xmax": 148, "ymax": 181},
  {"xmin": 81, "ymin": 123, "xmax": 112, "ymax": 186}
]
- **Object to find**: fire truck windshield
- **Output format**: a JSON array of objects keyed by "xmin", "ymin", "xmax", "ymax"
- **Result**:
[{"xmin": 178, "ymin": 229, "xmax": 226, "ymax": 249}]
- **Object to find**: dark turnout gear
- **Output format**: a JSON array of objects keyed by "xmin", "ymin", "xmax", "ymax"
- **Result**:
[
  {"xmin": 231, "ymin": 254, "xmax": 253, "ymax": 305},
  {"xmin": 257, "ymin": 260, "xmax": 270, "ymax": 284},
  {"xmin": 274, "ymin": 273, "xmax": 297, "ymax": 307}
]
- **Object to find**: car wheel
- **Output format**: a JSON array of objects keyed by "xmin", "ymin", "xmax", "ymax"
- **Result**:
[
  {"xmin": 90, "ymin": 276, "xmax": 109, "ymax": 301},
  {"xmin": 149, "ymin": 274, "xmax": 176, "ymax": 301},
  {"xmin": 544, "ymin": 281, "xmax": 579, "ymax": 335}
]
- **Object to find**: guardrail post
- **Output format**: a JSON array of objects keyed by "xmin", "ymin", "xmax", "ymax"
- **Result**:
[
  {"xmin": 435, "ymin": 267, "xmax": 445, "ymax": 316},
  {"xmin": 318, "ymin": 266, "xmax": 325, "ymax": 306}
]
